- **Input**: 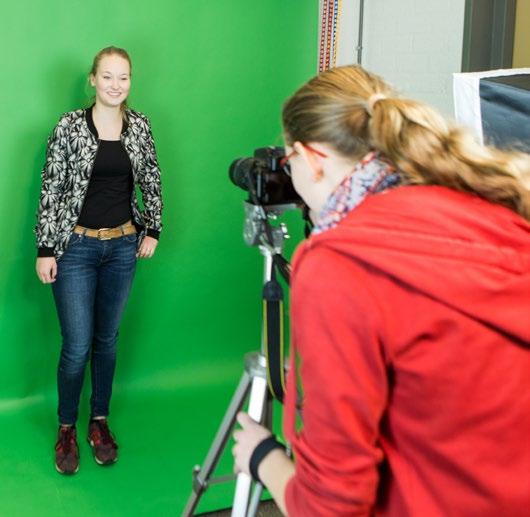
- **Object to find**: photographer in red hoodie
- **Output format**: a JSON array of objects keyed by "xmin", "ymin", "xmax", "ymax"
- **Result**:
[{"xmin": 233, "ymin": 65, "xmax": 530, "ymax": 516}]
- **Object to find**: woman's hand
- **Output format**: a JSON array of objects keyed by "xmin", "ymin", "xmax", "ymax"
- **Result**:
[
  {"xmin": 233, "ymin": 412, "xmax": 294, "ymax": 514},
  {"xmin": 137, "ymin": 236, "xmax": 158, "ymax": 259},
  {"xmin": 232, "ymin": 412, "xmax": 272, "ymax": 476},
  {"xmin": 36, "ymin": 257, "xmax": 57, "ymax": 283}
]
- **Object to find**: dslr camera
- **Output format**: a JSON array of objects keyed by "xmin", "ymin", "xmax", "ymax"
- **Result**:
[{"xmin": 229, "ymin": 146, "xmax": 301, "ymax": 206}]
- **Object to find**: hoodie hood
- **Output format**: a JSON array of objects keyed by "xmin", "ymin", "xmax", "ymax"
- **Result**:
[{"xmin": 299, "ymin": 185, "xmax": 530, "ymax": 346}]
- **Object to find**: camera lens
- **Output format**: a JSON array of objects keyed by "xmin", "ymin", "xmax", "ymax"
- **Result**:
[{"xmin": 229, "ymin": 157, "xmax": 257, "ymax": 191}]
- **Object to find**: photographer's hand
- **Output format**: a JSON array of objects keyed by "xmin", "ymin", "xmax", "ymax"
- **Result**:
[
  {"xmin": 232, "ymin": 412, "xmax": 294, "ymax": 515},
  {"xmin": 232, "ymin": 412, "xmax": 271, "ymax": 476}
]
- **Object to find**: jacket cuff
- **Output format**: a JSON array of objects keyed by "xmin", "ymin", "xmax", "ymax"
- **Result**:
[
  {"xmin": 146, "ymin": 229, "xmax": 160, "ymax": 240},
  {"xmin": 38, "ymin": 247, "xmax": 55, "ymax": 257}
]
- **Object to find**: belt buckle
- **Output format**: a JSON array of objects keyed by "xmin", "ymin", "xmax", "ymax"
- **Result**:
[{"xmin": 97, "ymin": 228, "xmax": 112, "ymax": 240}]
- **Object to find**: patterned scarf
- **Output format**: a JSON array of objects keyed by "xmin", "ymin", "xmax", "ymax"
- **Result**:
[{"xmin": 313, "ymin": 151, "xmax": 401, "ymax": 235}]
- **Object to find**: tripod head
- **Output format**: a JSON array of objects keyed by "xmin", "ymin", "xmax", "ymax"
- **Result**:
[
  {"xmin": 243, "ymin": 201, "xmax": 297, "ymax": 285},
  {"xmin": 243, "ymin": 201, "xmax": 296, "ymax": 250}
]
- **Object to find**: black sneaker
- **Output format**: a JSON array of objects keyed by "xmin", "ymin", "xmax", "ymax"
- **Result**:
[
  {"xmin": 87, "ymin": 419, "xmax": 118, "ymax": 465},
  {"xmin": 55, "ymin": 426, "xmax": 79, "ymax": 475}
]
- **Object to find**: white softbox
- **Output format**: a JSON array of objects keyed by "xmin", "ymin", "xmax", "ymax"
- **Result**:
[{"xmin": 453, "ymin": 68, "xmax": 530, "ymax": 152}]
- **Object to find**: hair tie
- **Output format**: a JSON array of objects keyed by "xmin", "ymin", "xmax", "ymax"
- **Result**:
[{"xmin": 366, "ymin": 93, "xmax": 387, "ymax": 116}]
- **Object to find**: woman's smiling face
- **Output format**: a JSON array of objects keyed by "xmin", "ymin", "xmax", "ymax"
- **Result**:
[{"xmin": 90, "ymin": 54, "xmax": 131, "ymax": 108}]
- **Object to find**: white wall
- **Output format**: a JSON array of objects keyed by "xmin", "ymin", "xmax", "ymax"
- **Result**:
[{"xmin": 336, "ymin": 0, "xmax": 466, "ymax": 116}]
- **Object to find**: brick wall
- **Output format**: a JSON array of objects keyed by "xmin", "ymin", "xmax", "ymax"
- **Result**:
[{"xmin": 336, "ymin": 0, "xmax": 466, "ymax": 116}]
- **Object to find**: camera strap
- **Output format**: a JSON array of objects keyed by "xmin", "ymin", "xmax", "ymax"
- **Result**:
[
  {"xmin": 263, "ymin": 267, "xmax": 286, "ymax": 402},
  {"xmin": 302, "ymin": 205, "xmax": 313, "ymax": 238},
  {"xmin": 272, "ymin": 253, "xmax": 291, "ymax": 285}
]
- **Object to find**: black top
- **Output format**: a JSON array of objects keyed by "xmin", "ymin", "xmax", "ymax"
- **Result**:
[
  {"xmin": 78, "ymin": 107, "xmax": 133, "ymax": 229},
  {"xmin": 76, "ymin": 138, "xmax": 134, "ymax": 229}
]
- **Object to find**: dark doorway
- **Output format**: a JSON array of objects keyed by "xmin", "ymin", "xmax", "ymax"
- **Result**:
[{"xmin": 462, "ymin": 0, "xmax": 517, "ymax": 71}]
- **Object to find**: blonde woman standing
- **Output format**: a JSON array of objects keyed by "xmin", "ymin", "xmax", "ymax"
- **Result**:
[{"xmin": 35, "ymin": 46, "xmax": 163, "ymax": 475}]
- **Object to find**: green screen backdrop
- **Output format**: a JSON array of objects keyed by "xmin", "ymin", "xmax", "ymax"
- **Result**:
[{"xmin": 0, "ymin": 1, "xmax": 317, "ymax": 515}]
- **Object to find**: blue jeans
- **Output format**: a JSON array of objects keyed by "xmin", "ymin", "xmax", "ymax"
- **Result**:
[{"xmin": 52, "ymin": 233, "xmax": 137, "ymax": 425}]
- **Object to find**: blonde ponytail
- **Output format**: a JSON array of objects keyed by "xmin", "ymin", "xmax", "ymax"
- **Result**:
[
  {"xmin": 282, "ymin": 65, "xmax": 530, "ymax": 220},
  {"xmin": 369, "ymin": 96, "xmax": 530, "ymax": 219}
]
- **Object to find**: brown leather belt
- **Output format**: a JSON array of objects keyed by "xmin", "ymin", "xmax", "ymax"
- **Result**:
[{"xmin": 73, "ymin": 220, "xmax": 137, "ymax": 240}]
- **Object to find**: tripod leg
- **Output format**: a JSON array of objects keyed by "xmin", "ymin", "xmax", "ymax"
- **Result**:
[
  {"xmin": 246, "ymin": 393, "xmax": 273, "ymax": 517},
  {"xmin": 247, "ymin": 482, "xmax": 264, "ymax": 517},
  {"xmin": 231, "ymin": 374, "xmax": 269, "ymax": 517},
  {"xmin": 182, "ymin": 371, "xmax": 253, "ymax": 517}
]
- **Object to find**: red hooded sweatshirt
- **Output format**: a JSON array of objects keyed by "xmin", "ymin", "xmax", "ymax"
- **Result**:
[{"xmin": 284, "ymin": 186, "xmax": 530, "ymax": 516}]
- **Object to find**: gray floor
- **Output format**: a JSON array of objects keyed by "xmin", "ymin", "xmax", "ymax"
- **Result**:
[{"xmin": 200, "ymin": 500, "xmax": 282, "ymax": 516}]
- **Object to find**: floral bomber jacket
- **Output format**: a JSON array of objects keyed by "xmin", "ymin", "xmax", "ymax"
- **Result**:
[{"xmin": 35, "ymin": 108, "xmax": 163, "ymax": 259}]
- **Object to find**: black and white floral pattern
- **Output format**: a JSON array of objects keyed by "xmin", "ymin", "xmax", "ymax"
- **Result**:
[{"xmin": 35, "ymin": 109, "xmax": 163, "ymax": 259}]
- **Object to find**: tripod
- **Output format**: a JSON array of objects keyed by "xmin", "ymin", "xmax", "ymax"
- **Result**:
[{"xmin": 183, "ymin": 203, "xmax": 292, "ymax": 517}]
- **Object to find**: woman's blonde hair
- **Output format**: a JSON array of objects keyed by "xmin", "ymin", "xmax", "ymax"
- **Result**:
[
  {"xmin": 89, "ymin": 46, "xmax": 132, "ymax": 116},
  {"xmin": 282, "ymin": 65, "xmax": 530, "ymax": 219}
]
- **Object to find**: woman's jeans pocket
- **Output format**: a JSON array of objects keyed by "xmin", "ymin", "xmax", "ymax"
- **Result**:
[{"xmin": 66, "ymin": 233, "xmax": 84, "ymax": 249}]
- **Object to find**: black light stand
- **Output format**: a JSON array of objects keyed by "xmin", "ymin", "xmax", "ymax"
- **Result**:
[{"xmin": 182, "ymin": 202, "xmax": 294, "ymax": 517}]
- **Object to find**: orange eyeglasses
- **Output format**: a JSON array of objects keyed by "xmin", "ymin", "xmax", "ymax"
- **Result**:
[{"xmin": 279, "ymin": 144, "xmax": 328, "ymax": 176}]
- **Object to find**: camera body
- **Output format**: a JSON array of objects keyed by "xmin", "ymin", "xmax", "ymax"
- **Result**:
[{"xmin": 229, "ymin": 146, "xmax": 301, "ymax": 206}]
